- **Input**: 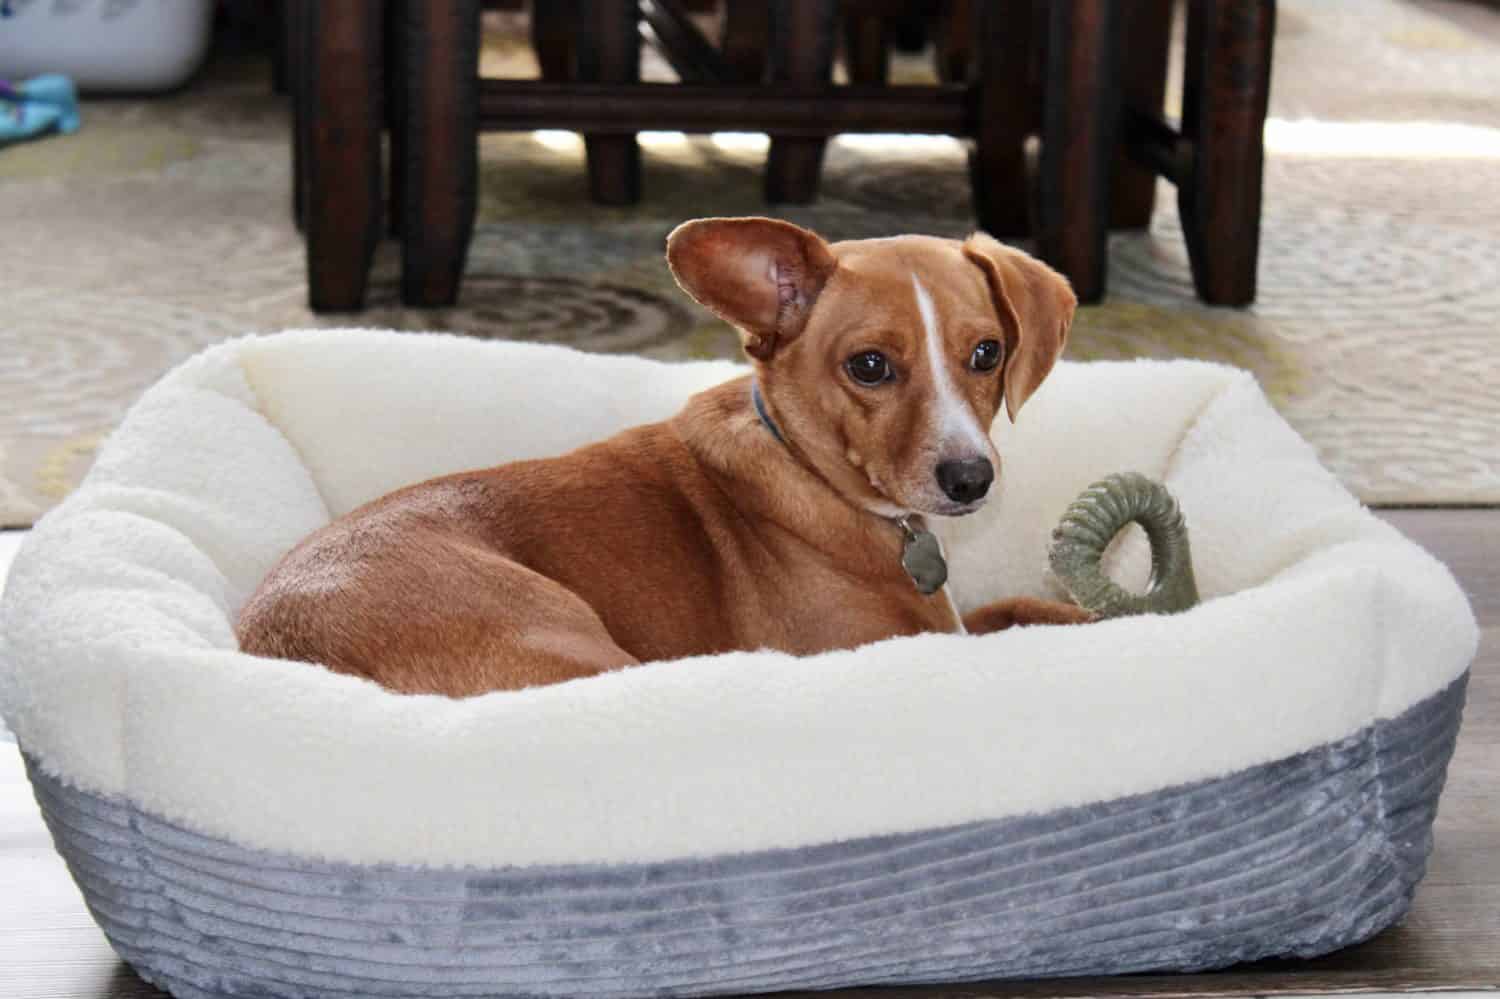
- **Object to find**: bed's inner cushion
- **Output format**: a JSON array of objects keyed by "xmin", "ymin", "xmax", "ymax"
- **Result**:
[{"xmin": 239, "ymin": 331, "xmax": 745, "ymax": 521}]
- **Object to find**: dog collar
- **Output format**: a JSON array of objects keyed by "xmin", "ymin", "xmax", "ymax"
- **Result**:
[
  {"xmin": 751, "ymin": 380, "xmax": 947, "ymax": 596},
  {"xmin": 750, "ymin": 381, "xmax": 785, "ymax": 446}
]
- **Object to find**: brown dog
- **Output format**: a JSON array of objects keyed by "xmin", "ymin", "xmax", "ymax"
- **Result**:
[{"xmin": 237, "ymin": 219, "xmax": 1092, "ymax": 696}]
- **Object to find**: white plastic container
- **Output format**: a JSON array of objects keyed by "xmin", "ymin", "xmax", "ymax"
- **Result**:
[{"xmin": 0, "ymin": 0, "xmax": 214, "ymax": 93}]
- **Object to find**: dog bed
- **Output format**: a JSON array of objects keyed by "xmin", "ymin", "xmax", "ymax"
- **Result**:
[{"xmin": 0, "ymin": 329, "xmax": 1476, "ymax": 999}]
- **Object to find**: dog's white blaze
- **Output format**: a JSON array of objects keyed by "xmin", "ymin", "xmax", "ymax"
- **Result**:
[{"xmin": 912, "ymin": 274, "xmax": 990, "ymax": 455}]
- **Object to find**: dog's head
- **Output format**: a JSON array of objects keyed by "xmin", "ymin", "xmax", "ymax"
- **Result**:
[{"xmin": 666, "ymin": 217, "xmax": 1076, "ymax": 518}]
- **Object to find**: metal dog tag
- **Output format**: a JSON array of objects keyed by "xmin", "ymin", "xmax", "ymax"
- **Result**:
[{"xmin": 898, "ymin": 518, "xmax": 948, "ymax": 595}]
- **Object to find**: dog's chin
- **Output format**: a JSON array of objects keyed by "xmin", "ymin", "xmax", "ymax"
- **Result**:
[
  {"xmin": 860, "ymin": 483, "xmax": 988, "ymax": 521},
  {"xmin": 929, "ymin": 499, "xmax": 988, "ymax": 519},
  {"xmin": 901, "ymin": 493, "xmax": 989, "ymax": 519}
]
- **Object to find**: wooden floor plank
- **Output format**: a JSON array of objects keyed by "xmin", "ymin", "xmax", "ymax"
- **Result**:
[{"xmin": 1, "ymin": 509, "xmax": 1495, "ymax": 997}]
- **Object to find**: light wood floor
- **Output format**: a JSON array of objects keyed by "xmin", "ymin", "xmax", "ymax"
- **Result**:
[{"xmin": 1, "ymin": 510, "xmax": 1495, "ymax": 998}]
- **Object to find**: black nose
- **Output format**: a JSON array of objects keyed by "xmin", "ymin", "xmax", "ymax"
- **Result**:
[{"xmin": 935, "ymin": 458, "xmax": 994, "ymax": 504}]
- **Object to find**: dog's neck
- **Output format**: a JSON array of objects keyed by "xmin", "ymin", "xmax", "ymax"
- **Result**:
[
  {"xmin": 673, "ymin": 377, "xmax": 938, "ymax": 589},
  {"xmin": 744, "ymin": 378, "xmax": 949, "ymax": 594}
]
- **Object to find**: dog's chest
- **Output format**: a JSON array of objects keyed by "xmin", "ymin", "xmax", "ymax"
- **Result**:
[{"xmin": 734, "ymin": 558, "xmax": 963, "ymax": 653}]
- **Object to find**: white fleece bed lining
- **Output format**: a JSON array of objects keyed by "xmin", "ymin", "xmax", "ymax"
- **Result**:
[{"xmin": 0, "ymin": 331, "xmax": 1477, "ymax": 871}]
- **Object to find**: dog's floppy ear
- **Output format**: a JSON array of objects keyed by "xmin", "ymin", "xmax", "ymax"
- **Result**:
[
  {"xmin": 666, "ymin": 217, "xmax": 837, "ymax": 361},
  {"xmin": 962, "ymin": 232, "xmax": 1077, "ymax": 422}
]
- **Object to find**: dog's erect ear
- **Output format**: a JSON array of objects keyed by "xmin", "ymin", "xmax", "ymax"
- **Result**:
[
  {"xmin": 666, "ymin": 217, "xmax": 837, "ymax": 361},
  {"xmin": 962, "ymin": 232, "xmax": 1077, "ymax": 422}
]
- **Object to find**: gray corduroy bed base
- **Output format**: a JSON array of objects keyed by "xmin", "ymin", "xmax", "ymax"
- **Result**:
[{"xmin": 26, "ymin": 674, "xmax": 1466, "ymax": 999}]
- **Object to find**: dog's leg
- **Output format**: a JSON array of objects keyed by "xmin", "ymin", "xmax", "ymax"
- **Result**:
[
  {"xmin": 963, "ymin": 597, "xmax": 1097, "ymax": 635},
  {"xmin": 238, "ymin": 537, "xmax": 640, "ymax": 696}
]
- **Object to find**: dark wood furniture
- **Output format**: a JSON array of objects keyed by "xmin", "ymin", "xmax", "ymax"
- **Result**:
[
  {"xmin": 1104, "ymin": 0, "xmax": 1275, "ymax": 305},
  {"xmin": 1171, "ymin": 0, "xmax": 1276, "ymax": 305},
  {"xmin": 290, "ymin": 1, "xmax": 1274, "ymax": 311},
  {"xmin": 918, "ymin": 0, "xmax": 1274, "ymax": 306},
  {"xmin": 287, "ymin": 0, "xmax": 385, "ymax": 311},
  {"xmin": 396, "ymin": 0, "xmax": 1100, "ymax": 306},
  {"xmin": 5, "ymin": 508, "xmax": 1496, "ymax": 996}
]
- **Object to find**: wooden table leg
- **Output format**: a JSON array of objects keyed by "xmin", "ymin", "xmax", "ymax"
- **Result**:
[
  {"xmin": 579, "ymin": 0, "xmax": 641, "ymax": 205},
  {"xmin": 934, "ymin": 0, "xmax": 974, "ymax": 84},
  {"xmin": 1036, "ymin": 0, "xmax": 1121, "ymax": 304},
  {"xmin": 531, "ymin": 0, "xmax": 578, "ymax": 81},
  {"xmin": 304, "ymin": 0, "xmax": 384, "ymax": 312},
  {"xmin": 287, "ymin": 0, "xmax": 306, "ymax": 230},
  {"xmin": 272, "ymin": 0, "xmax": 290, "ymax": 94},
  {"xmin": 721, "ymin": 0, "xmax": 771, "ymax": 82},
  {"xmin": 971, "ymin": 0, "xmax": 1037, "ymax": 239},
  {"xmin": 765, "ymin": 0, "xmax": 836, "ymax": 204},
  {"xmin": 398, "ymin": 0, "xmax": 480, "ymax": 307},
  {"xmin": 1179, "ymin": 0, "xmax": 1275, "ymax": 306},
  {"xmin": 385, "ymin": 0, "xmax": 405, "ymax": 239},
  {"xmin": 844, "ymin": 9, "xmax": 888, "ymax": 86},
  {"xmin": 1111, "ymin": 0, "xmax": 1172, "ymax": 229}
]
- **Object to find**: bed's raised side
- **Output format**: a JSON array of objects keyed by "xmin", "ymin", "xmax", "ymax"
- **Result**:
[{"xmin": 27, "ymin": 673, "xmax": 1467, "ymax": 999}]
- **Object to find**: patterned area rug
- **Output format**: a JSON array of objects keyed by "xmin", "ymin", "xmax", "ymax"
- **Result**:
[{"xmin": 2, "ymin": 0, "xmax": 1499, "ymax": 525}]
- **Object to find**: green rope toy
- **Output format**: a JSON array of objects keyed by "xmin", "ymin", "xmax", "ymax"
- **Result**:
[{"xmin": 1048, "ymin": 471, "xmax": 1200, "ymax": 619}]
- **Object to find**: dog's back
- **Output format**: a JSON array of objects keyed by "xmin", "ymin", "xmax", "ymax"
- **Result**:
[{"xmin": 236, "ymin": 419, "xmax": 710, "ymax": 693}]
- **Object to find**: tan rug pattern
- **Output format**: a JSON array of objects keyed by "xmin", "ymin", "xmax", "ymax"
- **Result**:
[{"xmin": 2, "ymin": 0, "xmax": 1499, "ymax": 525}]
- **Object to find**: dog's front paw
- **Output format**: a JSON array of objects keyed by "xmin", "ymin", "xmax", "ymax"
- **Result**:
[{"xmin": 963, "ymin": 597, "xmax": 1098, "ymax": 635}]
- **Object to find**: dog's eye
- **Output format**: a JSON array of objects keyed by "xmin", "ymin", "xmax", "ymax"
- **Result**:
[
  {"xmin": 970, "ymin": 340, "xmax": 1002, "ymax": 372},
  {"xmin": 846, "ymin": 351, "xmax": 892, "ymax": 386}
]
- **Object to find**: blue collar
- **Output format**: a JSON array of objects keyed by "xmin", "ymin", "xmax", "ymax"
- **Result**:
[{"xmin": 750, "ymin": 381, "xmax": 785, "ymax": 446}]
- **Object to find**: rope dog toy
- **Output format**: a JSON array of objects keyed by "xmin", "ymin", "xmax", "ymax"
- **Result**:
[{"xmin": 1049, "ymin": 471, "xmax": 1199, "ymax": 619}]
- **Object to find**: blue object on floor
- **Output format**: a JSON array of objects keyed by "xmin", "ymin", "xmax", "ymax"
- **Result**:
[{"xmin": 0, "ymin": 73, "xmax": 80, "ymax": 145}]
